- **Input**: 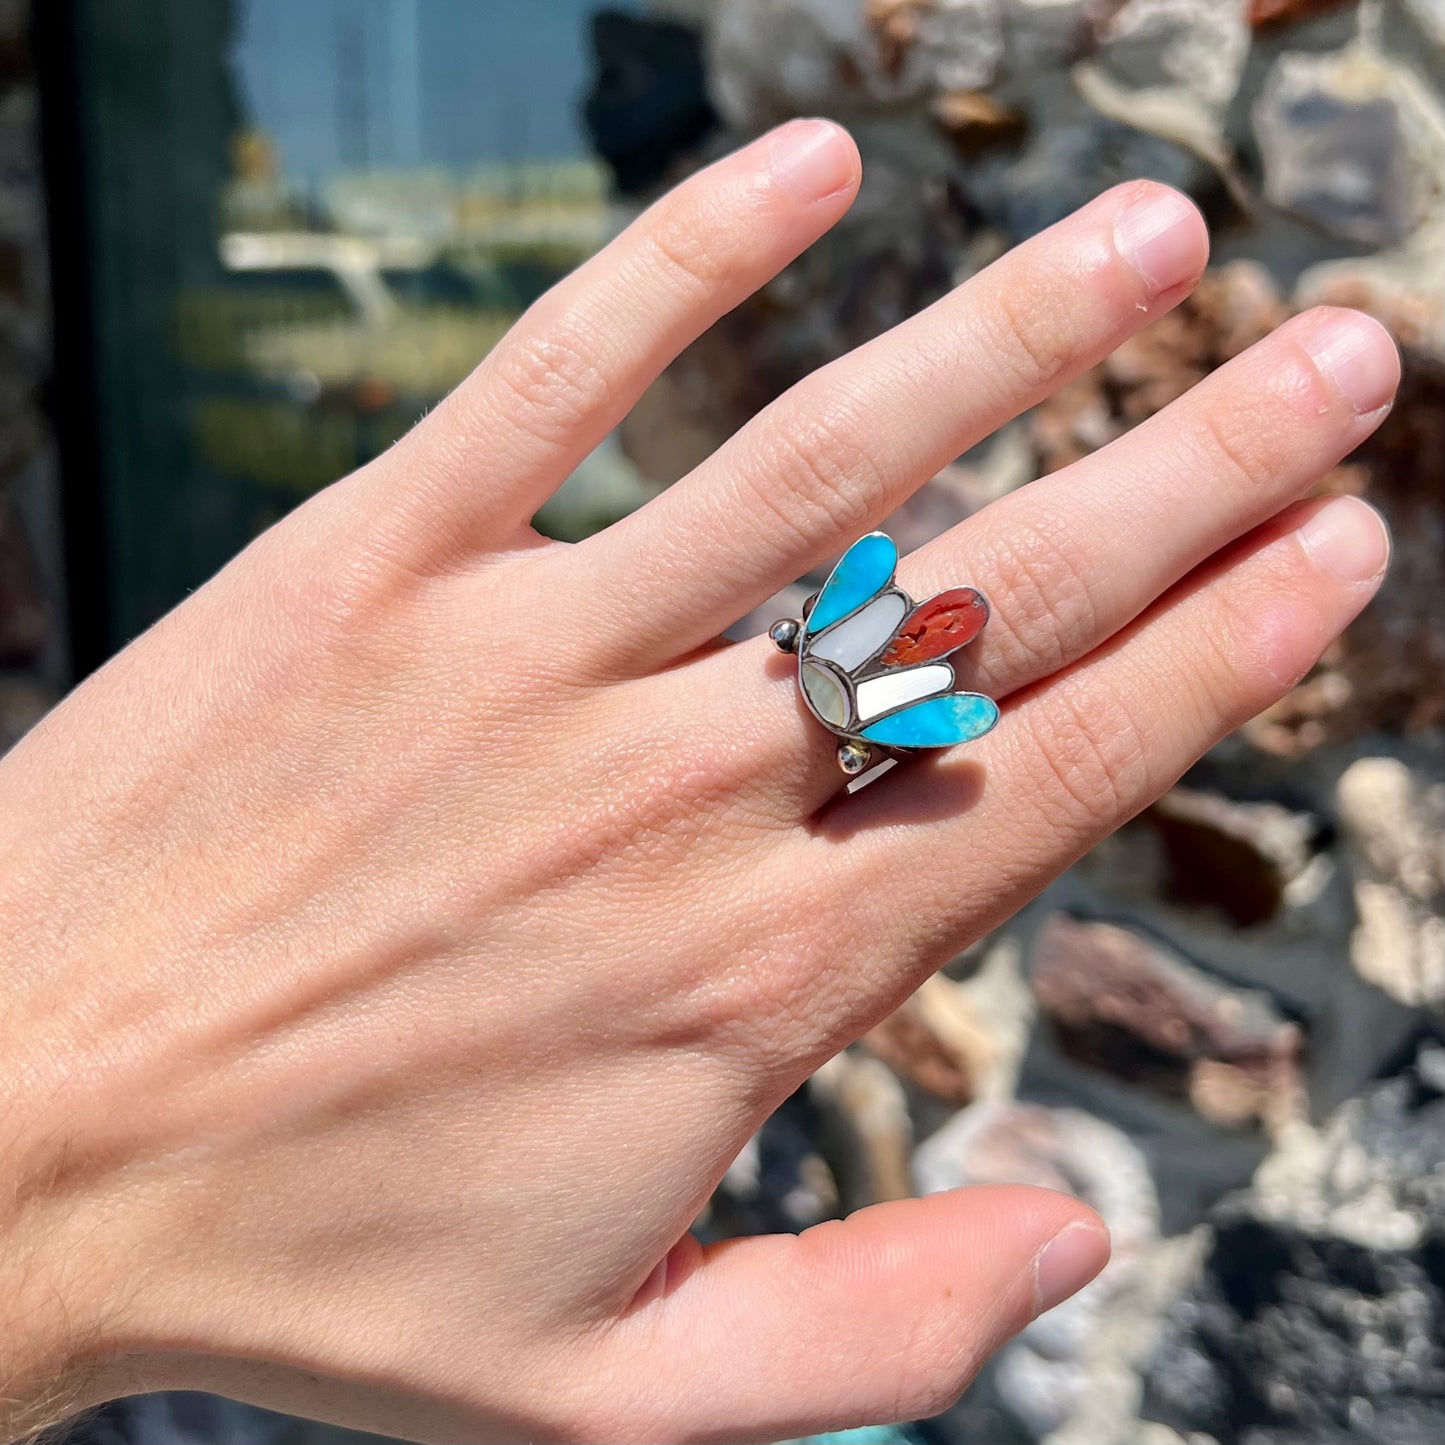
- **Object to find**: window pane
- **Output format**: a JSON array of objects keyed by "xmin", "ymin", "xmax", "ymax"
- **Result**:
[{"xmin": 66, "ymin": 0, "xmax": 624, "ymax": 650}]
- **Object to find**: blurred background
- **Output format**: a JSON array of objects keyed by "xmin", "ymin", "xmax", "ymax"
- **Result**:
[{"xmin": 2, "ymin": 1, "xmax": 1442, "ymax": 1442}]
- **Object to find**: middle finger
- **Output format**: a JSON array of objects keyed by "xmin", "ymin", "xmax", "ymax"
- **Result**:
[{"xmin": 586, "ymin": 180, "xmax": 1208, "ymax": 669}]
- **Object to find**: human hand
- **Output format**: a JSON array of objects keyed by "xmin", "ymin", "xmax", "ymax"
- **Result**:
[{"xmin": 0, "ymin": 120, "xmax": 1396, "ymax": 1443}]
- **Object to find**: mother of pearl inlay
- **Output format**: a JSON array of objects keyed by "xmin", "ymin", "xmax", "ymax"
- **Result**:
[
  {"xmin": 807, "ymin": 592, "xmax": 907, "ymax": 672},
  {"xmin": 801, "ymin": 662, "xmax": 850, "ymax": 728},
  {"xmin": 855, "ymin": 663, "xmax": 954, "ymax": 723}
]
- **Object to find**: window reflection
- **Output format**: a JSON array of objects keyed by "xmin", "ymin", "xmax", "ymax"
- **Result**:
[{"xmin": 72, "ymin": 0, "xmax": 623, "ymax": 648}]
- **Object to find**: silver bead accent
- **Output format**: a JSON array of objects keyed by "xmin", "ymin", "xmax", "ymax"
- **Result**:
[
  {"xmin": 769, "ymin": 618, "xmax": 801, "ymax": 654},
  {"xmin": 837, "ymin": 739, "xmax": 871, "ymax": 775}
]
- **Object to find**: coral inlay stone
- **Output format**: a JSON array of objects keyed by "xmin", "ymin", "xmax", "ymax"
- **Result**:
[
  {"xmin": 807, "ymin": 533, "xmax": 899, "ymax": 634},
  {"xmin": 880, "ymin": 588, "xmax": 988, "ymax": 666}
]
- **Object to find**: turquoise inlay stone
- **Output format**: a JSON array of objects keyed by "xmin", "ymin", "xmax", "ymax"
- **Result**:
[
  {"xmin": 860, "ymin": 692, "xmax": 999, "ymax": 748},
  {"xmin": 806, "ymin": 532, "xmax": 898, "ymax": 634},
  {"xmin": 799, "ymin": 1429, "xmax": 923, "ymax": 1445}
]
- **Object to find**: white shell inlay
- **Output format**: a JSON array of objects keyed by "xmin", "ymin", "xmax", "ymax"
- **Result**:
[
  {"xmin": 802, "ymin": 662, "xmax": 850, "ymax": 727},
  {"xmin": 855, "ymin": 664, "xmax": 953, "ymax": 722},
  {"xmin": 807, "ymin": 592, "xmax": 907, "ymax": 672}
]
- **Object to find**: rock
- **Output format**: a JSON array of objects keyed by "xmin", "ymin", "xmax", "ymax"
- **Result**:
[
  {"xmin": 1251, "ymin": 1048, "xmax": 1445, "ymax": 1249},
  {"xmin": 1027, "ymin": 261, "xmax": 1442, "ymax": 755},
  {"xmin": 1403, "ymin": 0, "xmax": 1445, "ymax": 50},
  {"xmin": 1002, "ymin": 0, "xmax": 1103, "ymax": 73},
  {"xmin": 1029, "ymin": 914, "xmax": 1306, "ymax": 1131},
  {"xmin": 1249, "ymin": 0, "xmax": 1358, "ymax": 29},
  {"xmin": 618, "ymin": 117, "xmax": 974, "ymax": 484},
  {"xmin": 930, "ymin": 86, "xmax": 1028, "ymax": 155},
  {"xmin": 1069, "ymin": 0, "xmax": 1251, "ymax": 204},
  {"xmin": 861, "ymin": 973, "xmax": 994, "ymax": 1105},
  {"xmin": 1043, "ymin": 1230, "xmax": 1212, "ymax": 1445},
  {"xmin": 1252, "ymin": 34, "xmax": 1445, "ymax": 249},
  {"xmin": 914, "ymin": 1098, "xmax": 1160, "ymax": 1252},
  {"xmin": 583, "ymin": 10, "xmax": 718, "ymax": 196},
  {"xmin": 708, "ymin": 0, "xmax": 1102, "ymax": 125},
  {"xmin": 707, "ymin": 0, "xmax": 928, "ymax": 123},
  {"xmin": 1336, "ymin": 757, "xmax": 1445, "ymax": 1009},
  {"xmin": 916, "ymin": 1099, "xmax": 1160, "ymax": 1436},
  {"xmin": 971, "ymin": 83, "xmax": 1208, "ymax": 238},
  {"xmin": 1298, "ymin": 239, "xmax": 1445, "ymax": 362},
  {"xmin": 705, "ymin": 1088, "xmax": 839, "ymax": 1239},
  {"xmin": 864, "ymin": 0, "xmax": 1006, "ymax": 93},
  {"xmin": 1145, "ymin": 785, "xmax": 1320, "ymax": 927},
  {"xmin": 944, "ymin": 932, "xmax": 1039, "ymax": 1103},
  {"xmin": 1097, "ymin": 0, "xmax": 1252, "ymax": 117},
  {"xmin": 1337, "ymin": 759, "xmax": 1444, "ymax": 910},
  {"xmin": 1029, "ymin": 261, "xmax": 1289, "ymax": 472},
  {"xmin": 1245, "ymin": 342, "xmax": 1445, "ymax": 753},
  {"xmin": 1142, "ymin": 1045, "xmax": 1445, "ymax": 1443},
  {"xmin": 1323, "ymin": 350, "xmax": 1445, "ymax": 739},
  {"xmin": 812, "ymin": 1050, "xmax": 914, "ymax": 1208}
]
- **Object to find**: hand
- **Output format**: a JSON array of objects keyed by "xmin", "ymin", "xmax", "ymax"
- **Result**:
[{"xmin": 0, "ymin": 120, "xmax": 1396, "ymax": 1444}]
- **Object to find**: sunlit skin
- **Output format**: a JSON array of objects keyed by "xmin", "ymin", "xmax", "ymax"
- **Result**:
[{"xmin": 0, "ymin": 121, "xmax": 1397, "ymax": 1443}]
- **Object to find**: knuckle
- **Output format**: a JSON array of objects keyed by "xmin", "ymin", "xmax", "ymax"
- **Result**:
[
  {"xmin": 707, "ymin": 924, "xmax": 838, "ymax": 1071},
  {"xmin": 295, "ymin": 531, "xmax": 427, "ymax": 653},
  {"xmin": 986, "ymin": 283, "xmax": 1073, "ymax": 394},
  {"xmin": 1284, "ymin": 326, "xmax": 1361, "ymax": 421},
  {"xmin": 1190, "ymin": 394, "xmax": 1287, "ymax": 496},
  {"xmin": 745, "ymin": 404, "xmax": 886, "ymax": 550},
  {"xmin": 981, "ymin": 515, "xmax": 1100, "ymax": 678},
  {"xmin": 1205, "ymin": 574, "xmax": 1305, "ymax": 703},
  {"xmin": 488, "ymin": 325, "xmax": 614, "ymax": 447},
  {"xmin": 1021, "ymin": 679, "xmax": 1150, "ymax": 835},
  {"xmin": 1189, "ymin": 332, "xmax": 1347, "ymax": 497},
  {"xmin": 639, "ymin": 207, "xmax": 738, "ymax": 302}
]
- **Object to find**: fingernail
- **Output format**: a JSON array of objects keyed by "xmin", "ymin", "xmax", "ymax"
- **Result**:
[
  {"xmin": 1304, "ymin": 311, "xmax": 1400, "ymax": 416},
  {"xmin": 1113, "ymin": 187, "xmax": 1206, "ymax": 297},
  {"xmin": 769, "ymin": 119, "xmax": 856, "ymax": 201},
  {"xmin": 1032, "ymin": 1222, "xmax": 1110, "ymax": 1317},
  {"xmin": 1296, "ymin": 495, "xmax": 1391, "ymax": 585}
]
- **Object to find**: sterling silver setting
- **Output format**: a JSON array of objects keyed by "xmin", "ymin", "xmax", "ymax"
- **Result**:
[{"xmin": 771, "ymin": 532, "xmax": 999, "ymax": 783}]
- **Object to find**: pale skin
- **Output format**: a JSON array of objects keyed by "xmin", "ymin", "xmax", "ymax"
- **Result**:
[{"xmin": 0, "ymin": 121, "xmax": 1399, "ymax": 1443}]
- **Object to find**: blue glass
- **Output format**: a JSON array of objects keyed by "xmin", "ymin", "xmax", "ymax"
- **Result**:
[
  {"xmin": 806, "ymin": 532, "xmax": 898, "ymax": 634},
  {"xmin": 860, "ymin": 692, "xmax": 999, "ymax": 748}
]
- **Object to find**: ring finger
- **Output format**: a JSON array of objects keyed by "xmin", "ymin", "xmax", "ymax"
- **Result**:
[
  {"xmin": 898, "ymin": 303, "xmax": 1398, "ymax": 701},
  {"xmin": 775, "ymin": 492, "xmax": 1390, "ymax": 1054}
]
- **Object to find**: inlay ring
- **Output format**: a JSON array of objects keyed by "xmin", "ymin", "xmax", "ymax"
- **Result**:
[{"xmin": 770, "ymin": 532, "xmax": 998, "ymax": 782}]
